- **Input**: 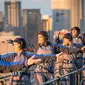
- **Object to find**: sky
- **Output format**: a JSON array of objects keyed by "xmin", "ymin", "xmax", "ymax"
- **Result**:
[{"xmin": 0, "ymin": 0, "xmax": 52, "ymax": 15}]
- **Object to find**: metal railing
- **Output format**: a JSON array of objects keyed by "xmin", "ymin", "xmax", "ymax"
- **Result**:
[{"xmin": 41, "ymin": 66, "xmax": 85, "ymax": 85}]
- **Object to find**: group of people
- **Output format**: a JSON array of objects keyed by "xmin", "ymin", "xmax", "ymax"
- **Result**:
[{"xmin": 0, "ymin": 26, "xmax": 85, "ymax": 85}]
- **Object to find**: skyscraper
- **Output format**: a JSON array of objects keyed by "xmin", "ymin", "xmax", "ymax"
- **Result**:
[
  {"xmin": 0, "ymin": 11, "xmax": 4, "ymax": 31},
  {"xmin": 42, "ymin": 15, "xmax": 52, "ymax": 32},
  {"xmin": 82, "ymin": 0, "xmax": 85, "ymax": 32},
  {"xmin": 42, "ymin": 15, "xmax": 52, "ymax": 40},
  {"xmin": 52, "ymin": 0, "xmax": 82, "ymax": 31},
  {"xmin": 4, "ymin": 0, "xmax": 22, "ymax": 34},
  {"xmin": 23, "ymin": 9, "xmax": 42, "ymax": 46}
]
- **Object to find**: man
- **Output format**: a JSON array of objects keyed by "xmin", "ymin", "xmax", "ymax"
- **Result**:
[
  {"xmin": 0, "ymin": 37, "xmax": 41, "ymax": 85},
  {"xmin": 55, "ymin": 33, "xmax": 73, "ymax": 76}
]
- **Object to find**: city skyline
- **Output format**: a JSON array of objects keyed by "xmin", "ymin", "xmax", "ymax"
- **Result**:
[{"xmin": 0, "ymin": 0, "xmax": 52, "ymax": 15}]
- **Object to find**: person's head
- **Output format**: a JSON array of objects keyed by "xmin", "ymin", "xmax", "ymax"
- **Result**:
[
  {"xmin": 59, "ymin": 29, "xmax": 69, "ymax": 39},
  {"xmin": 63, "ymin": 33, "xmax": 73, "ymax": 46},
  {"xmin": 13, "ymin": 38, "xmax": 26, "ymax": 52},
  {"xmin": 71, "ymin": 27, "xmax": 80, "ymax": 38},
  {"xmin": 38, "ymin": 31, "xmax": 48, "ymax": 46}
]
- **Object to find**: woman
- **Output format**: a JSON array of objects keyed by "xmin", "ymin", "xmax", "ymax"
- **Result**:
[
  {"xmin": 0, "ymin": 38, "xmax": 41, "ymax": 85},
  {"xmin": 56, "ymin": 33, "xmax": 83, "ymax": 85},
  {"xmin": 35, "ymin": 31, "xmax": 55, "ymax": 85}
]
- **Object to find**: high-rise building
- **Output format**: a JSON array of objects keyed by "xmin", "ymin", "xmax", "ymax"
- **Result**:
[
  {"xmin": 82, "ymin": 0, "xmax": 85, "ymax": 32},
  {"xmin": 42, "ymin": 15, "xmax": 52, "ymax": 40},
  {"xmin": 4, "ymin": 0, "xmax": 22, "ymax": 35},
  {"xmin": 23, "ymin": 9, "xmax": 42, "ymax": 46},
  {"xmin": 52, "ymin": 0, "xmax": 82, "ymax": 31},
  {"xmin": 0, "ymin": 12, "xmax": 3, "ymax": 22},
  {"xmin": 42, "ymin": 15, "xmax": 52, "ymax": 32},
  {"xmin": 0, "ymin": 11, "xmax": 4, "ymax": 31}
]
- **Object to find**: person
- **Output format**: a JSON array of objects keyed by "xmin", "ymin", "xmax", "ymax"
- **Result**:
[
  {"xmin": 71, "ymin": 26, "xmax": 83, "ymax": 44},
  {"xmin": 81, "ymin": 34, "xmax": 85, "ymax": 84},
  {"xmin": 53, "ymin": 29, "xmax": 70, "ymax": 54},
  {"xmin": 80, "ymin": 33, "xmax": 85, "ymax": 45},
  {"xmin": 55, "ymin": 33, "xmax": 83, "ymax": 85},
  {"xmin": 0, "ymin": 37, "xmax": 41, "ymax": 85},
  {"xmin": 34, "ymin": 31, "xmax": 55, "ymax": 85},
  {"xmin": 55, "ymin": 33, "xmax": 73, "ymax": 76},
  {"xmin": 81, "ymin": 46, "xmax": 85, "ymax": 77}
]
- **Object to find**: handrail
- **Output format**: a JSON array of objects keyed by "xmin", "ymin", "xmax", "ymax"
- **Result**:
[{"xmin": 41, "ymin": 67, "xmax": 85, "ymax": 85}]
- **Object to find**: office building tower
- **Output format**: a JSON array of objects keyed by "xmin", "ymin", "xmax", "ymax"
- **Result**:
[
  {"xmin": 4, "ymin": 0, "xmax": 22, "ymax": 35},
  {"xmin": 52, "ymin": 0, "xmax": 82, "ymax": 31},
  {"xmin": 23, "ymin": 9, "xmax": 42, "ymax": 46}
]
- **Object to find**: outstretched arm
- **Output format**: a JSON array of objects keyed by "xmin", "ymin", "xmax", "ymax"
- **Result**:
[{"xmin": 27, "ymin": 55, "xmax": 41, "ymax": 66}]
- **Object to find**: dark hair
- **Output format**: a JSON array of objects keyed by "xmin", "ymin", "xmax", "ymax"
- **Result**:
[
  {"xmin": 63, "ymin": 33, "xmax": 73, "ymax": 41},
  {"xmin": 14, "ymin": 38, "xmax": 26, "ymax": 49},
  {"xmin": 71, "ymin": 27, "xmax": 80, "ymax": 34},
  {"xmin": 38, "ymin": 31, "xmax": 48, "ymax": 40}
]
